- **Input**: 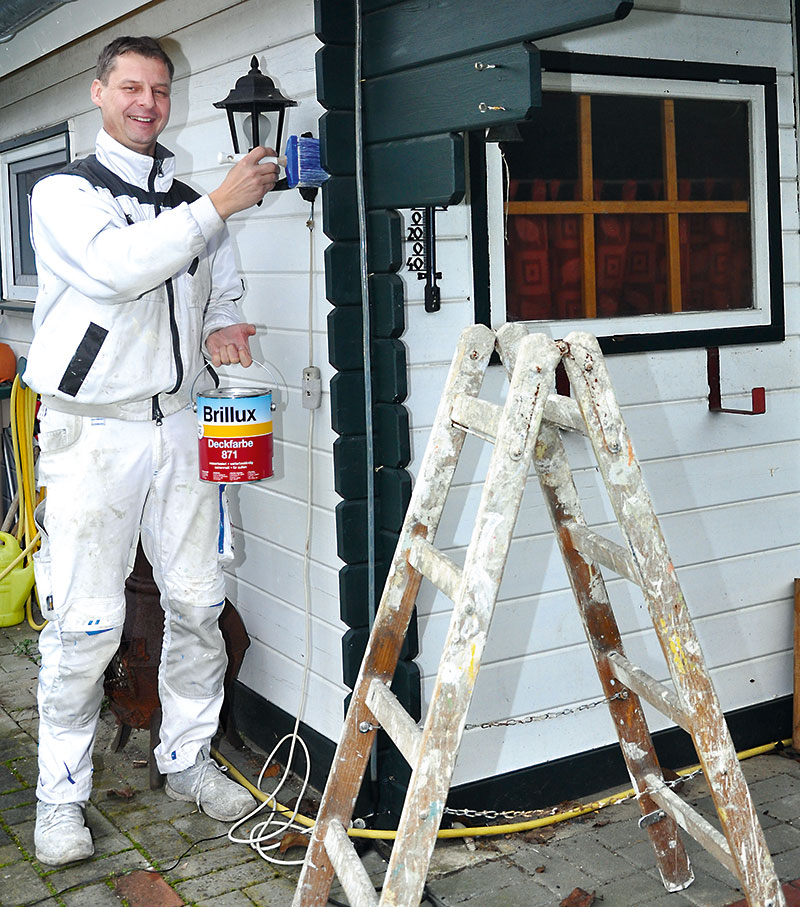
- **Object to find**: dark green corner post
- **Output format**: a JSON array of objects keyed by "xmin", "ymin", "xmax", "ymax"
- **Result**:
[
  {"xmin": 314, "ymin": 0, "xmax": 419, "ymax": 817},
  {"xmin": 314, "ymin": 0, "xmax": 634, "ymax": 818}
]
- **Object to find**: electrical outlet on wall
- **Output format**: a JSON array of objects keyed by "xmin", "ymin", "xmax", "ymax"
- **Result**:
[{"xmin": 302, "ymin": 366, "xmax": 322, "ymax": 409}]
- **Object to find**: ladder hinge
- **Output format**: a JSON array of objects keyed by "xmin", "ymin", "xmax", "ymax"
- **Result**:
[{"xmin": 638, "ymin": 808, "xmax": 667, "ymax": 829}]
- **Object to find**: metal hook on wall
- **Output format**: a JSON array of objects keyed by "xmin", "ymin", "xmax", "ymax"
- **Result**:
[{"xmin": 706, "ymin": 347, "xmax": 766, "ymax": 415}]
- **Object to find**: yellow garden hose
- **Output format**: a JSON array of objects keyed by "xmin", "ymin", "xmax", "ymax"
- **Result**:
[
  {"xmin": 212, "ymin": 736, "xmax": 792, "ymax": 840},
  {"xmin": 8, "ymin": 375, "xmax": 44, "ymax": 630}
]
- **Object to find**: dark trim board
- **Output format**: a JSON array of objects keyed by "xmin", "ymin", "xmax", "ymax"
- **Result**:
[{"xmin": 233, "ymin": 681, "xmax": 792, "ymax": 819}]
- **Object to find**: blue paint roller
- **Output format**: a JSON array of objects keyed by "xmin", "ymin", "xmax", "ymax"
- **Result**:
[{"xmin": 285, "ymin": 135, "xmax": 329, "ymax": 189}]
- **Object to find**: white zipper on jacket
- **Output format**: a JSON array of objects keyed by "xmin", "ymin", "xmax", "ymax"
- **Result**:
[{"xmin": 148, "ymin": 156, "xmax": 183, "ymax": 424}]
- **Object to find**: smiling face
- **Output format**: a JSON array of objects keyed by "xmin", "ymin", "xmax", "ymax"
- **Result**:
[{"xmin": 91, "ymin": 51, "xmax": 171, "ymax": 156}]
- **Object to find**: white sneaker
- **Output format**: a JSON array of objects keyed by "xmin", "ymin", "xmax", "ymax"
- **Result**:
[
  {"xmin": 165, "ymin": 747, "xmax": 256, "ymax": 822},
  {"xmin": 35, "ymin": 801, "xmax": 94, "ymax": 866}
]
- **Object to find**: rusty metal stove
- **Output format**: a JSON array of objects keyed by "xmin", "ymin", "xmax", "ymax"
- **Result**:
[{"xmin": 104, "ymin": 543, "xmax": 250, "ymax": 788}]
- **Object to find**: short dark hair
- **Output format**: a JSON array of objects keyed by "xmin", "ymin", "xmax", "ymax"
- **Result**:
[{"xmin": 95, "ymin": 36, "xmax": 174, "ymax": 84}]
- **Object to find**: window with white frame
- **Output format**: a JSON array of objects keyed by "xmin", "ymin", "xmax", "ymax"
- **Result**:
[
  {"xmin": 486, "ymin": 55, "xmax": 783, "ymax": 351},
  {"xmin": 1, "ymin": 127, "xmax": 70, "ymax": 304}
]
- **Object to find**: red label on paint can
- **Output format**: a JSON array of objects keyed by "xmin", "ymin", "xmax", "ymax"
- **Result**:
[{"xmin": 196, "ymin": 387, "xmax": 273, "ymax": 483}]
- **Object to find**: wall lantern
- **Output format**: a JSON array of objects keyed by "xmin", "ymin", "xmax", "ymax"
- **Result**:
[{"xmin": 213, "ymin": 56, "xmax": 297, "ymax": 157}]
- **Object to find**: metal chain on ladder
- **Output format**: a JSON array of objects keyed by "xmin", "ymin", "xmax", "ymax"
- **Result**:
[
  {"xmin": 440, "ymin": 690, "xmax": 707, "ymax": 821},
  {"xmin": 464, "ymin": 690, "xmax": 630, "ymax": 730},
  {"xmin": 443, "ymin": 767, "xmax": 706, "ymax": 821}
]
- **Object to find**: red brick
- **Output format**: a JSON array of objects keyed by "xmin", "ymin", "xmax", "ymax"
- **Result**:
[
  {"xmin": 114, "ymin": 869, "xmax": 184, "ymax": 907},
  {"xmin": 725, "ymin": 881, "xmax": 800, "ymax": 907}
]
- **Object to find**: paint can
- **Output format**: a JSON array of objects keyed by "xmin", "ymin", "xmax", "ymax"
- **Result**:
[{"xmin": 192, "ymin": 361, "xmax": 278, "ymax": 483}]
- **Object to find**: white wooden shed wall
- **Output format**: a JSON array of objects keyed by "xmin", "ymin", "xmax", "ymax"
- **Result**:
[
  {"xmin": 1, "ymin": 0, "xmax": 798, "ymax": 796},
  {"xmin": 401, "ymin": 0, "xmax": 800, "ymax": 787},
  {"xmin": 0, "ymin": 0, "xmax": 348, "ymax": 741}
]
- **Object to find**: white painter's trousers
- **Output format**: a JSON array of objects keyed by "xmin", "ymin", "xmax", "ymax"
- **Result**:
[{"xmin": 34, "ymin": 406, "xmax": 231, "ymax": 804}]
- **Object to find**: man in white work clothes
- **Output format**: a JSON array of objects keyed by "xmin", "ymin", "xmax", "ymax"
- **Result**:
[{"xmin": 23, "ymin": 36, "xmax": 278, "ymax": 866}]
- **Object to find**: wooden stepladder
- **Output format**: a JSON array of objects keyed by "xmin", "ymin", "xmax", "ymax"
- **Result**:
[{"xmin": 293, "ymin": 324, "xmax": 785, "ymax": 907}]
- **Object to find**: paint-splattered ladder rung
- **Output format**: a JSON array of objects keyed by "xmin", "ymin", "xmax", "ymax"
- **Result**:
[
  {"xmin": 408, "ymin": 535, "xmax": 463, "ymax": 600},
  {"xmin": 324, "ymin": 820, "xmax": 379, "ymax": 907},
  {"xmin": 365, "ymin": 678, "xmax": 422, "ymax": 766},
  {"xmin": 566, "ymin": 524, "xmax": 640, "ymax": 585},
  {"xmin": 543, "ymin": 394, "xmax": 588, "ymax": 434},
  {"xmin": 606, "ymin": 652, "xmax": 691, "ymax": 733},
  {"xmin": 643, "ymin": 773, "xmax": 736, "ymax": 875},
  {"xmin": 450, "ymin": 393, "xmax": 502, "ymax": 442}
]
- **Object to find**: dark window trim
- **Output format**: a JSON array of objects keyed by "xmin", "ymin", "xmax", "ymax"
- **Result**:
[
  {"xmin": 471, "ymin": 54, "xmax": 785, "ymax": 353},
  {"xmin": 1, "ymin": 123, "xmax": 71, "ymax": 309},
  {"xmin": 0, "ymin": 121, "xmax": 70, "ymax": 154}
]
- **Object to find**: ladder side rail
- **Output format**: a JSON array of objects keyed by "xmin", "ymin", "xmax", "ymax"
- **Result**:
[
  {"xmin": 530, "ymin": 421, "xmax": 694, "ymax": 892},
  {"xmin": 562, "ymin": 331, "xmax": 784, "ymax": 907},
  {"xmin": 379, "ymin": 333, "xmax": 561, "ymax": 907},
  {"xmin": 294, "ymin": 325, "xmax": 497, "ymax": 907},
  {"xmin": 495, "ymin": 324, "xmax": 586, "ymax": 435},
  {"xmin": 496, "ymin": 324, "xmax": 693, "ymax": 892}
]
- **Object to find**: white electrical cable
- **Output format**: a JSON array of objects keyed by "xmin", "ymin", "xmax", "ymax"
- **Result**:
[
  {"xmin": 226, "ymin": 199, "xmax": 318, "ymax": 865},
  {"xmin": 226, "ymin": 732, "xmax": 312, "ymax": 864}
]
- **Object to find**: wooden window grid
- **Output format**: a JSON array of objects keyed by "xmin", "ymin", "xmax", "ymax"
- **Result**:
[{"xmin": 504, "ymin": 94, "xmax": 751, "ymax": 319}]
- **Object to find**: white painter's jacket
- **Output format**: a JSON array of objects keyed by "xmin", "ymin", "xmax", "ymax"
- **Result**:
[{"xmin": 24, "ymin": 128, "xmax": 243, "ymax": 421}]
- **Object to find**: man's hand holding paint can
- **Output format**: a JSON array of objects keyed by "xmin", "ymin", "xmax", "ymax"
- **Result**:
[{"xmin": 206, "ymin": 322, "xmax": 257, "ymax": 368}]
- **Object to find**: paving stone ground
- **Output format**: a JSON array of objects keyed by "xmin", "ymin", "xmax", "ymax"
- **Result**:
[{"xmin": 1, "ymin": 620, "xmax": 799, "ymax": 906}]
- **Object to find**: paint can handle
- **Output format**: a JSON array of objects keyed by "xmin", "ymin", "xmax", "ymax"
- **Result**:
[{"xmin": 190, "ymin": 359, "xmax": 285, "ymax": 411}]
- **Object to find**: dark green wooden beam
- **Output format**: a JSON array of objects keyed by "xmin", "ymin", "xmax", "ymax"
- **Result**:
[
  {"xmin": 316, "ymin": 44, "xmax": 354, "ymax": 110},
  {"xmin": 314, "ymin": 0, "xmax": 353, "ymax": 45},
  {"xmin": 363, "ymin": 0, "xmax": 633, "ymax": 77},
  {"xmin": 319, "ymin": 110, "xmax": 355, "ymax": 175},
  {"xmin": 364, "ymin": 43, "xmax": 541, "ymax": 143},
  {"xmin": 365, "ymin": 133, "xmax": 465, "ymax": 209}
]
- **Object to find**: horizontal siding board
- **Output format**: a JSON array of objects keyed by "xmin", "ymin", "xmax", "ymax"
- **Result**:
[
  {"xmin": 238, "ymin": 274, "xmax": 328, "ymax": 332},
  {"xmin": 233, "ymin": 581, "xmax": 343, "ymax": 663},
  {"xmin": 225, "ymin": 531, "xmax": 341, "ymax": 628},
  {"xmin": 633, "ymin": 1, "xmax": 789, "ymax": 21},
  {"xmin": 406, "ymin": 335, "xmax": 800, "ymax": 421},
  {"xmin": 362, "ymin": 0, "xmax": 632, "ymax": 77},
  {"xmin": 231, "ymin": 484, "xmax": 338, "ymax": 561},
  {"xmin": 431, "ymin": 440, "xmax": 800, "ymax": 548},
  {"xmin": 416, "ymin": 548, "xmax": 797, "ymax": 661},
  {"xmin": 363, "ymin": 45, "xmax": 541, "ymax": 143},
  {"xmin": 239, "ymin": 637, "xmax": 347, "ymax": 741},
  {"xmin": 411, "ymin": 489, "xmax": 798, "ymax": 619},
  {"xmin": 0, "ymin": 0, "xmax": 240, "ymax": 105},
  {"xmin": 495, "ymin": 493, "xmax": 799, "ymax": 598},
  {"xmin": 407, "ymin": 389, "xmax": 800, "ymax": 472},
  {"xmin": 430, "ymin": 605, "xmax": 792, "ymax": 729},
  {"xmin": 537, "ymin": 9, "xmax": 794, "ymax": 72}
]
